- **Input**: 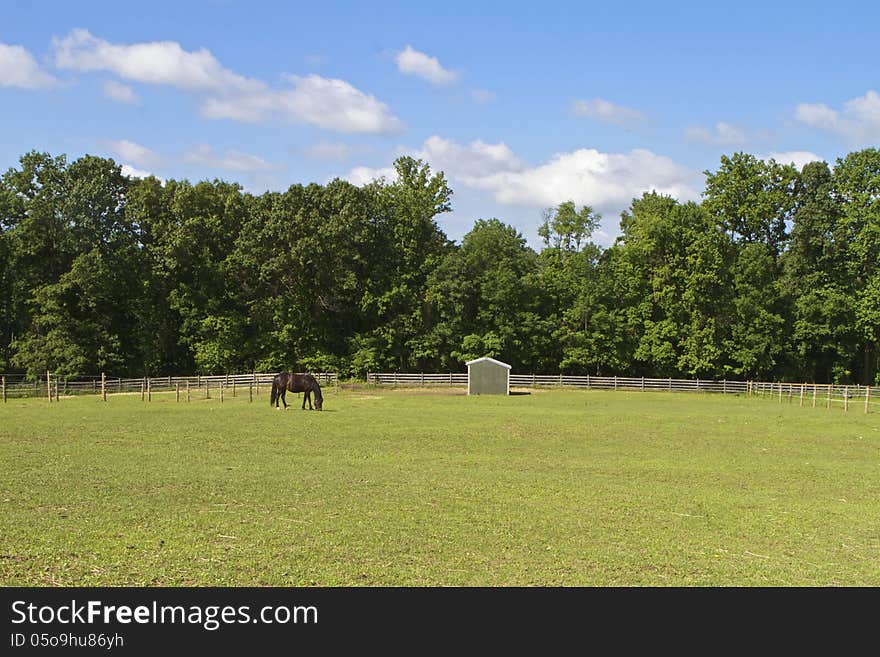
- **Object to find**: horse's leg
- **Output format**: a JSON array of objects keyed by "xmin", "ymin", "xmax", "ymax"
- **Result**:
[
  {"xmin": 302, "ymin": 390, "xmax": 309, "ymax": 410},
  {"xmin": 281, "ymin": 388, "xmax": 288, "ymax": 410}
]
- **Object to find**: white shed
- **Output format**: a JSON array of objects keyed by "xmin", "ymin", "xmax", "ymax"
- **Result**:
[{"xmin": 466, "ymin": 357, "xmax": 511, "ymax": 395}]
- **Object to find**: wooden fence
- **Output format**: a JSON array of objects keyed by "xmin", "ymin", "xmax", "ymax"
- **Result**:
[
  {"xmin": 366, "ymin": 372, "xmax": 877, "ymax": 413},
  {"xmin": 0, "ymin": 372, "xmax": 337, "ymax": 402},
  {"xmin": 1, "ymin": 370, "xmax": 875, "ymax": 414}
]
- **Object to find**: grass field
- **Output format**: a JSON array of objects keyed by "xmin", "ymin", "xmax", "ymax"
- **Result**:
[{"xmin": 1, "ymin": 386, "xmax": 878, "ymax": 586}]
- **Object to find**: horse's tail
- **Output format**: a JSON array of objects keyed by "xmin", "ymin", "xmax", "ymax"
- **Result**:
[{"xmin": 270, "ymin": 377, "xmax": 278, "ymax": 407}]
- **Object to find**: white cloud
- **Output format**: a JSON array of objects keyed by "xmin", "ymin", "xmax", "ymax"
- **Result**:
[
  {"xmin": 395, "ymin": 45, "xmax": 458, "ymax": 85},
  {"xmin": 346, "ymin": 138, "xmax": 698, "ymax": 217},
  {"xmin": 103, "ymin": 139, "xmax": 160, "ymax": 167},
  {"xmin": 184, "ymin": 144, "xmax": 276, "ymax": 172},
  {"xmin": 469, "ymin": 148, "xmax": 698, "ymax": 209},
  {"xmin": 795, "ymin": 90, "xmax": 880, "ymax": 142},
  {"xmin": 0, "ymin": 42, "xmax": 58, "ymax": 89},
  {"xmin": 413, "ymin": 136, "xmax": 525, "ymax": 184},
  {"xmin": 53, "ymin": 28, "xmax": 261, "ymax": 94},
  {"xmin": 201, "ymin": 74, "xmax": 403, "ymax": 134},
  {"xmin": 684, "ymin": 121, "xmax": 749, "ymax": 147},
  {"xmin": 570, "ymin": 98, "xmax": 646, "ymax": 128},
  {"xmin": 120, "ymin": 164, "xmax": 163, "ymax": 182},
  {"xmin": 471, "ymin": 88, "xmax": 496, "ymax": 104},
  {"xmin": 103, "ymin": 79, "xmax": 138, "ymax": 104},
  {"xmin": 52, "ymin": 29, "xmax": 401, "ymax": 134},
  {"xmin": 764, "ymin": 151, "xmax": 822, "ymax": 170},
  {"xmin": 344, "ymin": 165, "xmax": 398, "ymax": 186}
]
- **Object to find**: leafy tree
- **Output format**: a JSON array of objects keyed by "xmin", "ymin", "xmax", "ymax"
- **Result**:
[
  {"xmin": 834, "ymin": 148, "xmax": 880, "ymax": 383},
  {"xmin": 783, "ymin": 161, "xmax": 857, "ymax": 382}
]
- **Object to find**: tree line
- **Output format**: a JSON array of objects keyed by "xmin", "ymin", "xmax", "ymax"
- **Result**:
[{"xmin": 0, "ymin": 149, "xmax": 878, "ymax": 384}]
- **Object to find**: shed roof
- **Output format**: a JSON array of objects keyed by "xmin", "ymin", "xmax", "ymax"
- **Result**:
[{"xmin": 465, "ymin": 357, "xmax": 511, "ymax": 369}]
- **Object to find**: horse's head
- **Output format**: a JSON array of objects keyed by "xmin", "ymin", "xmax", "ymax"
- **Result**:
[{"xmin": 314, "ymin": 394, "xmax": 323, "ymax": 411}]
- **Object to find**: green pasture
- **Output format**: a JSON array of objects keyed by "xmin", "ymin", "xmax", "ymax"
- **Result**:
[{"xmin": 1, "ymin": 386, "xmax": 878, "ymax": 586}]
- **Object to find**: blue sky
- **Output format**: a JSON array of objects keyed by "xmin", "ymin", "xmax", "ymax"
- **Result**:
[{"xmin": 2, "ymin": 0, "xmax": 879, "ymax": 247}]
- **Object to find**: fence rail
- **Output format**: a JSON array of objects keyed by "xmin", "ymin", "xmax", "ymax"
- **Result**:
[
  {"xmin": 1, "ymin": 370, "xmax": 875, "ymax": 414},
  {"xmin": 365, "ymin": 373, "xmax": 877, "ymax": 413},
  {"xmin": 0, "ymin": 372, "xmax": 337, "ymax": 400}
]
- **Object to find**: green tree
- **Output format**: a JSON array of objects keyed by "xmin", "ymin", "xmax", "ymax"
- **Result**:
[
  {"xmin": 783, "ymin": 161, "xmax": 857, "ymax": 382},
  {"xmin": 834, "ymin": 148, "xmax": 880, "ymax": 383},
  {"xmin": 425, "ymin": 219, "xmax": 549, "ymax": 371}
]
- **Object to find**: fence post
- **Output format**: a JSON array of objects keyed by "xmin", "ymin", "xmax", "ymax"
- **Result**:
[
  {"xmin": 233, "ymin": 380, "xmax": 236, "ymax": 397},
  {"xmin": 614, "ymin": 375, "xmax": 618, "ymax": 390},
  {"xmin": 47, "ymin": 370, "xmax": 51, "ymax": 404},
  {"xmin": 249, "ymin": 382, "xmax": 253, "ymax": 402},
  {"xmin": 186, "ymin": 380, "xmax": 191, "ymax": 402},
  {"xmin": 586, "ymin": 374, "xmax": 590, "ymax": 389},
  {"xmin": 176, "ymin": 383, "xmax": 180, "ymax": 402},
  {"xmin": 812, "ymin": 384, "xmax": 816, "ymax": 408},
  {"xmin": 866, "ymin": 386, "xmax": 871, "ymax": 414},
  {"xmin": 147, "ymin": 377, "xmax": 151, "ymax": 402},
  {"xmin": 668, "ymin": 377, "xmax": 672, "ymax": 391},
  {"xmin": 641, "ymin": 376, "xmax": 645, "ymax": 391},
  {"xmin": 800, "ymin": 384, "xmax": 804, "ymax": 407},
  {"xmin": 778, "ymin": 382, "xmax": 782, "ymax": 403},
  {"xmin": 101, "ymin": 372, "xmax": 106, "ymax": 401},
  {"xmin": 844, "ymin": 386, "xmax": 848, "ymax": 412},
  {"xmin": 827, "ymin": 384, "xmax": 831, "ymax": 410},
  {"xmin": 220, "ymin": 383, "xmax": 224, "ymax": 403},
  {"xmin": 1, "ymin": 375, "xmax": 5, "ymax": 403},
  {"xmin": 206, "ymin": 380, "xmax": 210, "ymax": 399},
  {"xmin": 697, "ymin": 378, "xmax": 700, "ymax": 392},
  {"xmin": 141, "ymin": 379, "xmax": 145, "ymax": 401}
]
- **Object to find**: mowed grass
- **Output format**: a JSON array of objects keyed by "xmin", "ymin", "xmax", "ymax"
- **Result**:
[{"xmin": 1, "ymin": 386, "xmax": 878, "ymax": 586}]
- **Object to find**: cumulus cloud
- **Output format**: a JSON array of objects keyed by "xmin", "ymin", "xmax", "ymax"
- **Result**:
[
  {"xmin": 468, "ymin": 147, "xmax": 698, "ymax": 208},
  {"xmin": 103, "ymin": 139, "xmax": 160, "ymax": 167},
  {"xmin": 413, "ymin": 136, "xmax": 525, "ymax": 183},
  {"xmin": 0, "ymin": 42, "xmax": 58, "ymax": 89},
  {"xmin": 795, "ymin": 90, "xmax": 880, "ymax": 143},
  {"xmin": 103, "ymin": 79, "xmax": 138, "ymax": 104},
  {"xmin": 684, "ymin": 121, "xmax": 749, "ymax": 147},
  {"xmin": 344, "ymin": 165, "xmax": 398, "ymax": 186},
  {"xmin": 570, "ymin": 98, "xmax": 646, "ymax": 128},
  {"xmin": 120, "ymin": 164, "xmax": 163, "ymax": 182},
  {"xmin": 202, "ymin": 74, "xmax": 403, "ymax": 134},
  {"xmin": 395, "ymin": 45, "xmax": 458, "ymax": 85},
  {"xmin": 764, "ymin": 151, "xmax": 823, "ymax": 170},
  {"xmin": 53, "ymin": 28, "xmax": 260, "ymax": 94},
  {"xmin": 52, "ymin": 29, "xmax": 402, "ymax": 134},
  {"xmin": 184, "ymin": 144, "xmax": 276, "ymax": 172},
  {"xmin": 346, "ymin": 137, "xmax": 698, "ymax": 215}
]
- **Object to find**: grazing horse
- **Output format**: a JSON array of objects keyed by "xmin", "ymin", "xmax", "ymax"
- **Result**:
[{"xmin": 270, "ymin": 372, "xmax": 323, "ymax": 411}]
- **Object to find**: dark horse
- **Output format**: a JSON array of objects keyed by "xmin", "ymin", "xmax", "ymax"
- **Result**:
[{"xmin": 271, "ymin": 372, "xmax": 323, "ymax": 411}]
